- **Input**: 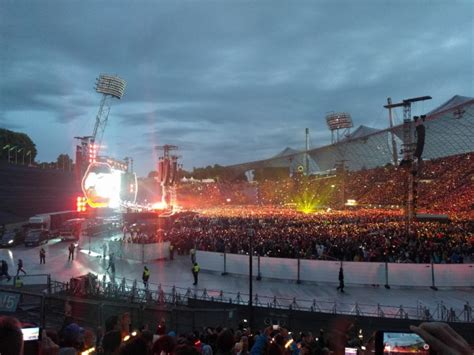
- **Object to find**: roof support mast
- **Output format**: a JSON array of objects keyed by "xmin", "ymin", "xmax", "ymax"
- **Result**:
[
  {"xmin": 384, "ymin": 95, "xmax": 432, "ymax": 236},
  {"xmin": 386, "ymin": 97, "xmax": 398, "ymax": 165}
]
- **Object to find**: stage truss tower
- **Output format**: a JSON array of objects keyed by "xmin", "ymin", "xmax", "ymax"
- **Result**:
[{"xmin": 155, "ymin": 145, "xmax": 180, "ymax": 209}]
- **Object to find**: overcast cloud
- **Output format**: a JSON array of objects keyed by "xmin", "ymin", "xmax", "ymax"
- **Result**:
[{"xmin": 0, "ymin": 0, "xmax": 472, "ymax": 175}]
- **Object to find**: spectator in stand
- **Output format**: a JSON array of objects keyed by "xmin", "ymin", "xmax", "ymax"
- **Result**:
[
  {"xmin": 118, "ymin": 335, "xmax": 150, "ymax": 355},
  {"xmin": 120, "ymin": 312, "xmax": 132, "ymax": 339},
  {"xmin": 216, "ymin": 329, "xmax": 235, "ymax": 355},
  {"xmin": 59, "ymin": 323, "xmax": 85, "ymax": 353},
  {"xmin": 0, "ymin": 316, "xmax": 23, "ymax": 355},
  {"xmin": 1, "ymin": 310, "xmax": 472, "ymax": 355},
  {"xmin": 153, "ymin": 334, "xmax": 176, "ymax": 355},
  {"xmin": 102, "ymin": 315, "xmax": 122, "ymax": 355}
]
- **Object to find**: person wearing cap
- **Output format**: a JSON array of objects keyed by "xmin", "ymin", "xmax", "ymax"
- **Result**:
[{"xmin": 61, "ymin": 323, "xmax": 85, "ymax": 353}]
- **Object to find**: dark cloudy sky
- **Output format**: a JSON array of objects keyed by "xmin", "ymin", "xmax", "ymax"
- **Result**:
[{"xmin": 1, "ymin": 0, "xmax": 472, "ymax": 176}]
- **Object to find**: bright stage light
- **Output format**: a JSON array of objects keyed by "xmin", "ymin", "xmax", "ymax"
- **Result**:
[
  {"xmin": 346, "ymin": 199, "xmax": 357, "ymax": 206},
  {"xmin": 151, "ymin": 201, "xmax": 168, "ymax": 210},
  {"xmin": 82, "ymin": 162, "xmax": 123, "ymax": 208}
]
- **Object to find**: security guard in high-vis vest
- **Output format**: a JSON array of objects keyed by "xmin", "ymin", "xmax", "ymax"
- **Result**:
[
  {"xmin": 142, "ymin": 266, "xmax": 150, "ymax": 288},
  {"xmin": 192, "ymin": 262, "xmax": 200, "ymax": 285}
]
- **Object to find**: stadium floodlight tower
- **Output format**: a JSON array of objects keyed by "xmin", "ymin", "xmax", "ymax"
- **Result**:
[
  {"xmin": 326, "ymin": 112, "xmax": 353, "ymax": 144},
  {"xmin": 93, "ymin": 74, "xmax": 126, "ymax": 152}
]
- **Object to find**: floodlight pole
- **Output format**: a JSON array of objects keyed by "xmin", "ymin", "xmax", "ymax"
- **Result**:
[
  {"xmin": 305, "ymin": 128, "xmax": 310, "ymax": 175},
  {"xmin": 91, "ymin": 74, "xmax": 126, "ymax": 155},
  {"xmin": 8, "ymin": 146, "xmax": 16, "ymax": 164}
]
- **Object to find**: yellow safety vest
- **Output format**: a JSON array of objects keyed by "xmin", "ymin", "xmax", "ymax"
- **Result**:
[{"xmin": 193, "ymin": 265, "xmax": 200, "ymax": 273}]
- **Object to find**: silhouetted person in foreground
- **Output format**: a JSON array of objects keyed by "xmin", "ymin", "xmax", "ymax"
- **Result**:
[{"xmin": 0, "ymin": 260, "xmax": 11, "ymax": 281}]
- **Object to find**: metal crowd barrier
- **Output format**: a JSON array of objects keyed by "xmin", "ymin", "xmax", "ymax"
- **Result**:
[{"xmin": 55, "ymin": 273, "xmax": 473, "ymax": 323}]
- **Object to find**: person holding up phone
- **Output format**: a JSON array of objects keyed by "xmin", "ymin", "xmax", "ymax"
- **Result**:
[
  {"xmin": 410, "ymin": 322, "xmax": 471, "ymax": 355},
  {"xmin": 0, "ymin": 316, "xmax": 23, "ymax": 355},
  {"xmin": 372, "ymin": 323, "xmax": 471, "ymax": 355}
]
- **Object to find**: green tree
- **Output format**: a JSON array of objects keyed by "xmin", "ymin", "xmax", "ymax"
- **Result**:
[
  {"xmin": 0, "ymin": 128, "xmax": 37, "ymax": 162},
  {"xmin": 56, "ymin": 154, "xmax": 73, "ymax": 170}
]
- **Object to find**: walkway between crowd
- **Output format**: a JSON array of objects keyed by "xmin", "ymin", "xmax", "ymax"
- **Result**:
[{"xmin": 0, "ymin": 236, "xmax": 472, "ymax": 318}]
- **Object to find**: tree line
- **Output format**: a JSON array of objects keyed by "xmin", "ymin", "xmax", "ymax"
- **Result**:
[{"xmin": 0, "ymin": 128, "xmax": 73, "ymax": 170}]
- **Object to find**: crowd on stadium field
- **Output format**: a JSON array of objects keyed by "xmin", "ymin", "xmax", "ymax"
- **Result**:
[
  {"xmin": 1, "ymin": 312, "xmax": 472, "ymax": 354},
  {"xmin": 163, "ymin": 208, "xmax": 473, "ymax": 264}
]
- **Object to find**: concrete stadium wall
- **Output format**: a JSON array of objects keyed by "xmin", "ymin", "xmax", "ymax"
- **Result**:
[
  {"xmin": 0, "ymin": 162, "xmax": 80, "ymax": 224},
  {"xmin": 196, "ymin": 251, "xmax": 474, "ymax": 288}
]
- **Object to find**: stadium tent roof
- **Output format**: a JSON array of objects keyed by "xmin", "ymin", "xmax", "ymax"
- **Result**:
[
  {"xmin": 225, "ymin": 95, "xmax": 474, "ymax": 174},
  {"xmin": 272, "ymin": 147, "xmax": 299, "ymax": 158},
  {"xmin": 345, "ymin": 125, "xmax": 380, "ymax": 140},
  {"xmin": 289, "ymin": 153, "xmax": 321, "ymax": 175},
  {"xmin": 427, "ymin": 95, "xmax": 474, "ymax": 116}
]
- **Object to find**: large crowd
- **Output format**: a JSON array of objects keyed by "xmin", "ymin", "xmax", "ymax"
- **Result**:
[
  {"xmin": 175, "ymin": 153, "xmax": 473, "ymax": 218},
  {"xmin": 164, "ymin": 208, "xmax": 473, "ymax": 264},
  {"xmin": 1, "ymin": 313, "xmax": 472, "ymax": 355},
  {"xmin": 160, "ymin": 153, "xmax": 474, "ymax": 263}
]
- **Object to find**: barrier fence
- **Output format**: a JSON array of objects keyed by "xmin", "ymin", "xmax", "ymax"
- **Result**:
[
  {"xmin": 42, "ymin": 273, "xmax": 472, "ymax": 323},
  {"xmin": 79, "ymin": 238, "xmax": 170, "ymax": 263},
  {"xmin": 197, "ymin": 251, "xmax": 474, "ymax": 288}
]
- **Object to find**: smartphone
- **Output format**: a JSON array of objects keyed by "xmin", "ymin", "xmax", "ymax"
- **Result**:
[
  {"xmin": 22, "ymin": 327, "xmax": 41, "ymax": 355},
  {"xmin": 344, "ymin": 347, "xmax": 358, "ymax": 355},
  {"xmin": 375, "ymin": 330, "xmax": 430, "ymax": 355},
  {"xmin": 272, "ymin": 324, "xmax": 279, "ymax": 330},
  {"xmin": 21, "ymin": 327, "xmax": 41, "ymax": 341}
]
